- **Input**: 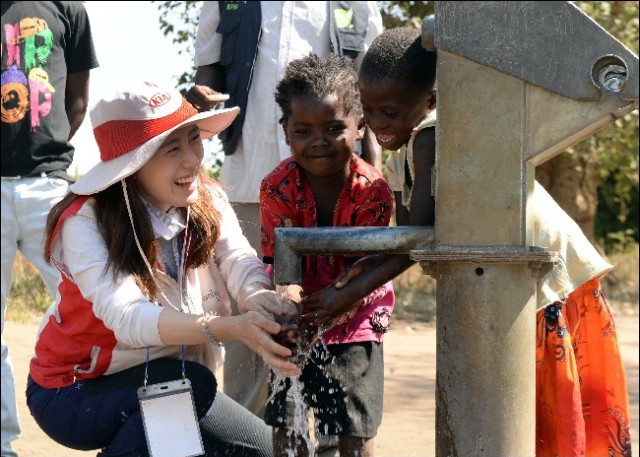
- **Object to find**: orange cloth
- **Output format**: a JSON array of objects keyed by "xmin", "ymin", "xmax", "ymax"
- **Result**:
[{"xmin": 536, "ymin": 277, "xmax": 632, "ymax": 457}]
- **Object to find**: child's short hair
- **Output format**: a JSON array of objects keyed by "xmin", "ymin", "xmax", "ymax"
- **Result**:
[
  {"xmin": 359, "ymin": 27, "xmax": 437, "ymax": 96},
  {"xmin": 275, "ymin": 53, "xmax": 362, "ymax": 125}
]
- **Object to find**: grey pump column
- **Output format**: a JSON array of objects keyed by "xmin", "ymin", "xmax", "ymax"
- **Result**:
[
  {"xmin": 414, "ymin": 2, "xmax": 638, "ymax": 455},
  {"xmin": 273, "ymin": 2, "xmax": 638, "ymax": 456}
]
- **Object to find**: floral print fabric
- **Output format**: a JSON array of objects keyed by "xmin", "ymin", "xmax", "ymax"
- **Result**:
[{"xmin": 536, "ymin": 278, "xmax": 632, "ymax": 457}]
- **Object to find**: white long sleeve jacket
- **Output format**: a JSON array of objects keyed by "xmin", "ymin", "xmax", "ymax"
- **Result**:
[{"xmin": 30, "ymin": 185, "xmax": 271, "ymax": 388}]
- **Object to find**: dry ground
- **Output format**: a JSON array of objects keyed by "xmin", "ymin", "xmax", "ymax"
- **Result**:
[{"xmin": 5, "ymin": 313, "xmax": 638, "ymax": 457}]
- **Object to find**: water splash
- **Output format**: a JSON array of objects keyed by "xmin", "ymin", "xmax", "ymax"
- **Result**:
[
  {"xmin": 270, "ymin": 286, "xmax": 335, "ymax": 455},
  {"xmin": 269, "ymin": 370, "xmax": 314, "ymax": 456}
]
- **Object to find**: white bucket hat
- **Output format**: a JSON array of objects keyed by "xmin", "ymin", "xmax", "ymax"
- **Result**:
[{"xmin": 70, "ymin": 80, "xmax": 239, "ymax": 195}]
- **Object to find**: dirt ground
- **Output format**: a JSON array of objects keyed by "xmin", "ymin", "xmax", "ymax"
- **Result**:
[{"xmin": 5, "ymin": 313, "xmax": 639, "ymax": 457}]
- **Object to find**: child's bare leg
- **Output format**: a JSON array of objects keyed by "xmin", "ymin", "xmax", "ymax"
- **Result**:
[
  {"xmin": 339, "ymin": 435, "xmax": 374, "ymax": 457},
  {"xmin": 273, "ymin": 426, "xmax": 314, "ymax": 457}
]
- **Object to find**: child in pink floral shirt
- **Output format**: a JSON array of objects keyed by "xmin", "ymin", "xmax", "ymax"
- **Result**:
[{"xmin": 260, "ymin": 53, "xmax": 394, "ymax": 457}]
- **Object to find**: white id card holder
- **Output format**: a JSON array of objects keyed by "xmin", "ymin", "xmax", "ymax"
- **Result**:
[{"xmin": 138, "ymin": 378, "xmax": 204, "ymax": 457}]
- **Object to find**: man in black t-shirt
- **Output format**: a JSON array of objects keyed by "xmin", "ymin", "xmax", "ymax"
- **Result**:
[{"xmin": 1, "ymin": 2, "xmax": 98, "ymax": 454}]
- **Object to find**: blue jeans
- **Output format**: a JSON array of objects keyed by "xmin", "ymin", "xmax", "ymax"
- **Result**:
[
  {"xmin": 27, "ymin": 359, "xmax": 273, "ymax": 457},
  {"xmin": 1, "ymin": 175, "xmax": 68, "ymax": 457}
]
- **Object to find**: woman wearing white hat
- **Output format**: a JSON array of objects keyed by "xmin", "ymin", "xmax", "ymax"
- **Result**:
[{"xmin": 26, "ymin": 81, "xmax": 299, "ymax": 456}]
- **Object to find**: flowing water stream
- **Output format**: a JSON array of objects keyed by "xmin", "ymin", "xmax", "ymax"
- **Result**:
[{"xmin": 268, "ymin": 286, "xmax": 336, "ymax": 456}]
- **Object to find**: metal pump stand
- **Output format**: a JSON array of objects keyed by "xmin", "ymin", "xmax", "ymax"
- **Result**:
[{"xmin": 274, "ymin": 2, "xmax": 639, "ymax": 455}]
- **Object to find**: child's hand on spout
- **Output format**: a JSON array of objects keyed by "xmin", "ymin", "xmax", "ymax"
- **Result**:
[{"xmin": 298, "ymin": 285, "xmax": 362, "ymax": 334}]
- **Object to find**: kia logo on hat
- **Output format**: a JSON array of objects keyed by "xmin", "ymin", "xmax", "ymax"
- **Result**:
[
  {"xmin": 69, "ymin": 80, "xmax": 240, "ymax": 195},
  {"xmin": 149, "ymin": 92, "xmax": 171, "ymax": 107}
]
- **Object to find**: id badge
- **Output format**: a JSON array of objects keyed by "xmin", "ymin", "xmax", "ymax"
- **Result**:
[{"xmin": 138, "ymin": 378, "xmax": 204, "ymax": 457}]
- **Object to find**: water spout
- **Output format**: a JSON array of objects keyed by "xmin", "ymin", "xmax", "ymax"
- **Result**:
[{"xmin": 273, "ymin": 226, "xmax": 434, "ymax": 285}]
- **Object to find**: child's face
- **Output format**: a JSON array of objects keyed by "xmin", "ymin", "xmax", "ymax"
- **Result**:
[
  {"xmin": 284, "ymin": 94, "xmax": 362, "ymax": 178},
  {"xmin": 359, "ymin": 80, "xmax": 435, "ymax": 151},
  {"xmin": 136, "ymin": 125, "xmax": 204, "ymax": 212}
]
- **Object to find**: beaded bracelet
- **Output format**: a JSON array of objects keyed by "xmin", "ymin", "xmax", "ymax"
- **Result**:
[{"xmin": 202, "ymin": 316, "xmax": 223, "ymax": 347}]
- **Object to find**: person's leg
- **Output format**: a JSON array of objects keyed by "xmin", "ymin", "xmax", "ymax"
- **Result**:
[
  {"xmin": 224, "ymin": 202, "xmax": 271, "ymax": 417},
  {"xmin": 1, "ymin": 176, "xmax": 67, "ymax": 456},
  {"xmin": 266, "ymin": 370, "xmax": 313, "ymax": 457},
  {"xmin": 1, "ymin": 180, "xmax": 20, "ymax": 457},
  {"xmin": 312, "ymin": 342, "xmax": 384, "ymax": 457},
  {"xmin": 231, "ymin": 202, "xmax": 262, "ymax": 255},
  {"xmin": 16, "ymin": 176, "xmax": 68, "ymax": 298},
  {"xmin": 273, "ymin": 426, "xmax": 311, "ymax": 457},
  {"xmin": 338, "ymin": 436, "xmax": 374, "ymax": 457},
  {"xmin": 316, "ymin": 433, "xmax": 340, "ymax": 457},
  {"xmin": 27, "ymin": 359, "xmax": 218, "ymax": 455},
  {"xmin": 26, "ymin": 374, "xmax": 145, "ymax": 454},
  {"xmin": 200, "ymin": 390, "xmax": 273, "ymax": 457}
]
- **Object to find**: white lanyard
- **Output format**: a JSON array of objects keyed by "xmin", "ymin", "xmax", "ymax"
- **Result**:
[{"xmin": 121, "ymin": 180, "xmax": 204, "ymax": 457}]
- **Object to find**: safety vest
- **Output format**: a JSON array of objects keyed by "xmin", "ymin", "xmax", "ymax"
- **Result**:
[{"xmin": 216, "ymin": 1, "xmax": 372, "ymax": 155}]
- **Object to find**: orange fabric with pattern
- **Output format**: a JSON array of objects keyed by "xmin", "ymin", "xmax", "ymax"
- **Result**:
[{"xmin": 536, "ymin": 278, "xmax": 632, "ymax": 457}]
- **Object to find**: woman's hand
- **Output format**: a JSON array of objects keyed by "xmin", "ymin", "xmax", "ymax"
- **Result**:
[
  {"xmin": 237, "ymin": 283, "xmax": 298, "ymax": 318},
  {"xmin": 228, "ymin": 311, "xmax": 302, "ymax": 375}
]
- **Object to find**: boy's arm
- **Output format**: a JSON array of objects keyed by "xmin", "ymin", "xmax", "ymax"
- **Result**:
[
  {"xmin": 395, "ymin": 191, "xmax": 410, "ymax": 226},
  {"xmin": 409, "ymin": 127, "xmax": 436, "ymax": 226},
  {"xmin": 300, "ymin": 254, "xmax": 412, "ymax": 329},
  {"xmin": 302, "ymin": 127, "xmax": 437, "ymax": 326}
]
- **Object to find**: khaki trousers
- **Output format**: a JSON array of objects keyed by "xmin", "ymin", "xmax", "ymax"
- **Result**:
[{"xmin": 224, "ymin": 203, "xmax": 270, "ymax": 418}]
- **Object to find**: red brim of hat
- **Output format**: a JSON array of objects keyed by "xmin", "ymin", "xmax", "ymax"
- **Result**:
[{"xmin": 69, "ymin": 106, "xmax": 240, "ymax": 195}]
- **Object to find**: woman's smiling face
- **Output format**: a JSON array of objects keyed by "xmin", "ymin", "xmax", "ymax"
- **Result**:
[{"xmin": 135, "ymin": 125, "xmax": 204, "ymax": 212}]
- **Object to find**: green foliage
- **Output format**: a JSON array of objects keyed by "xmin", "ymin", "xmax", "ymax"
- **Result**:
[
  {"xmin": 574, "ymin": 2, "xmax": 639, "ymax": 251},
  {"xmin": 378, "ymin": 1, "xmax": 433, "ymax": 29},
  {"xmin": 200, "ymin": 157, "xmax": 220, "ymax": 180},
  {"xmin": 6, "ymin": 253, "xmax": 52, "ymax": 323},
  {"xmin": 152, "ymin": 0, "xmax": 202, "ymax": 89}
]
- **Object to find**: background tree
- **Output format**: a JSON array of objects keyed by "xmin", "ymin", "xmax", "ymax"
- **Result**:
[
  {"xmin": 153, "ymin": 0, "xmax": 639, "ymax": 253},
  {"xmin": 536, "ymin": 1, "xmax": 638, "ymax": 251}
]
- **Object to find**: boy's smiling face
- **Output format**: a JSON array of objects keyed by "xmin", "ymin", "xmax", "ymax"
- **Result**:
[
  {"xmin": 284, "ymin": 94, "xmax": 363, "ymax": 178},
  {"xmin": 359, "ymin": 80, "xmax": 435, "ymax": 151}
]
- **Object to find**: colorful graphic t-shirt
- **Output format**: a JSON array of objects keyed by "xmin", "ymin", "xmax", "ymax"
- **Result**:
[
  {"xmin": 260, "ymin": 154, "xmax": 395, "ymax": 344},
  {"xmin": 1, "ymin": 1, "xmax": 98, "ymax": 177}
]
